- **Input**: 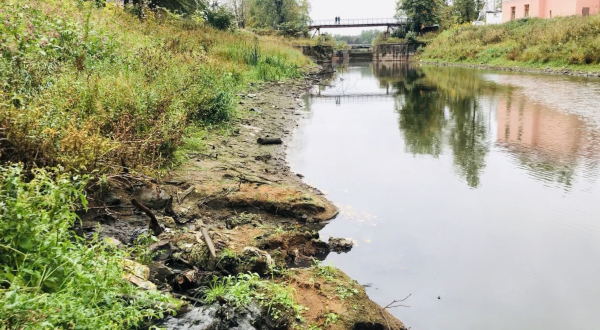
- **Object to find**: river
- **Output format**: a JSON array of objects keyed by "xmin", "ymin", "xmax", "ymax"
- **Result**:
[{"xmin": 288, "ymin": 62, "xmax": 600, "ymax": 329}]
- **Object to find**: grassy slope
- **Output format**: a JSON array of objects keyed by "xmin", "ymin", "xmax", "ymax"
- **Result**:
[
  {"xmin": 422, "ymin": 15, "xmax": 600, "ymax": 72},
  {"xmin": 0, "ymin": 0, "xmax": 309, "ymax": 174},
  {"xmin": 0, "ymin": 2, "xmax": 314, "ymax": 329}
]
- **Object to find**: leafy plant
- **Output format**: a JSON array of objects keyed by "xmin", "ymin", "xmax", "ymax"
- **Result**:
[
  {"xmin": 132, "ymin": 232, "xmax": 159, "ymax": 264},
  {"xmin": 201, "ymin": 272, "xmax": 305, "ymax": 320},
  {"xmin": 335, "ymin": 285, "xmax": 358, "ymax": 299},
  {"xmin": 324, "ymin": 312, "xmax": 339, "ymax": 326},
  {"xmin": 312, "ymin": 260, "xmax": 337, "ymax": 282},
  {"xmin": 0, "ymin": 164, "xmax": 177, "ymax": 328}
]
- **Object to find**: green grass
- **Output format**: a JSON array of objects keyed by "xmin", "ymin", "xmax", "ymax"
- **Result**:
[
  {"xmin": 312, "ymin": 260, "xmax": 337, "ymax": 282},
  {"xmin": 0, "ymin": 0, "xmax": 309, "ymax": 174},
  {"xmin": 422, "ymin": 15, "xmax": 600, "ymax": 71},
  {"xmin": 0, "ymin": 164, "xmax": 179, "ymax": 329},
  {"xmin": 202, "ymin": 273, "xmax": 305, "ymax": 321}
]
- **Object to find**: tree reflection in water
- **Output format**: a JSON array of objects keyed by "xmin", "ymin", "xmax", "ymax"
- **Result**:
[{"xmin": 375, "ymin": 63, "xmax": 493, "ymax": 188}]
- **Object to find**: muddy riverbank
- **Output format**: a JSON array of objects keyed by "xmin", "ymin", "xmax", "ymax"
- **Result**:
[{"xmin": 81, "ymin": 68, "xmax": 406, "ymax": 330}]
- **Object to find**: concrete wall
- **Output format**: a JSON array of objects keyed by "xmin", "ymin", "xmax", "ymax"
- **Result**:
[
  {"xmin": 502, "ymin": 0, "xmax": 541, "ymax": 22},
  {"xmin": 373, "ymin": 44, "xmax": 419, "ymax": 62},
  {"xmin": 576, "ymin": 0, "xmax": 600, "ymax": 16},
  {"xmin": 486, "ymin": 11, "xmax": 503, "ymax": 24},
  {"xmin": 502, "ymin": 0, "xmax": 600, "ymax": 22}
]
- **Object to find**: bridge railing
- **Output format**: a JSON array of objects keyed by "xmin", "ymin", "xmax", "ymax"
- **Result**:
[{"xmin": 308, "ymin": 18, "xmax": 407, "ymax": 27}]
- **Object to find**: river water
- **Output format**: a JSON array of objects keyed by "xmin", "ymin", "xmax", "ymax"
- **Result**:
[{"xmin": 288, "ymin": 62, "xmax": 600, "ymax": 330}]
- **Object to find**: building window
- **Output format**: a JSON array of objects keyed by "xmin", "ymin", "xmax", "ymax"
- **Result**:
[
  {"xmin": 524, "ymin": 4, "xmax": 530, "ymax": 18},
  {"xmin": 583, "ymin": 7, "xmax": 590, "ymax": 16},
  {"xmin": 549, "ymin": 10, "xmax": 552, "ymax": 18},
  {"xmin": 511, "ymin": 7, "xmax": 516, "ymax": 20}
]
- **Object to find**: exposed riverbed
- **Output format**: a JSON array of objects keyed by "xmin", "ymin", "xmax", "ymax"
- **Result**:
[{"xmin": 288, "ymin": 62, "xmax": 600, "ymax": 329}]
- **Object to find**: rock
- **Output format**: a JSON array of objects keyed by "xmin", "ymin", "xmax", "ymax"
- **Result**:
[
  {"xmin": 242, "ymin": 247, "xmax": 274, "ymax": 266},
  {"xmin": 149, "ymin": 261, "xmax": 175, "ymax": 283},
  {"xmin": 163, "ymin": 303, "xmax": 265, "ymax": 330},
  {"xmin": 137, "ymin": 183, "xmax": 171, "ymax": 209},
  {"xmin": 123, "ymin": 273, "xmax": 157, "ymax": 290},
  {"xmin": 123, "ymin": 259, "xmax": 156, "ymax": 290},
  {"xmin": 329, "ymin": 237, "xmax": 354, "ymax": 253},
  {"xmin": 130, "ymin": 228, "xmax": 149, "ymax": 244},
  {"xmin": 247, "ymin": 93, "xmax": 257, "ymax": 98},
  {"xmin": 158, "ymin": 216, "xmax": 177, "ymax": 228},
  {"xmin": 104, "ymin": 237, "xmax": 122, "ymax": 249},
  {"xmin": 103, "ymin": 191, "xmax": 121, "ymax": 206}
]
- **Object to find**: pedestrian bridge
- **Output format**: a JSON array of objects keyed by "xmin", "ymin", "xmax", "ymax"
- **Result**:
[
  {"xmin": 308, "ymin": 18, "xmax": 408, "ymax": 30},
  {"xmin": 307, "ymin": 93, "xmax": 397, "ymax": 104}
]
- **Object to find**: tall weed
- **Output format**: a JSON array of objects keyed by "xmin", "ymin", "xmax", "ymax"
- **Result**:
[{"xmin": 0, "ymin": 0, "xmax": 308, "ymax": 174}]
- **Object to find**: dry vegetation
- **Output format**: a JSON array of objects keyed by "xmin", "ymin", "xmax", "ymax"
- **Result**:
[
  {"xmin": 0, "ymin": 0, "xmax": 309, "ymax": 174},
  {"xmin": 423, "ymin": 15, "xmax": 600, "ymax": 70}
]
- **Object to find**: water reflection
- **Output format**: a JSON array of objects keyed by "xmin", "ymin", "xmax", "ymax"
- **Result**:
[
  {"xmin": 384, "ymin": 64, "xmax": 493, "ymax": 187},
  {"xmin": 306, "ymin": 62, "xmax": 600, "ymax": 189},
  {"xmin": 290, "ymin": 62, "xmax": 600, "ymax": 330}
]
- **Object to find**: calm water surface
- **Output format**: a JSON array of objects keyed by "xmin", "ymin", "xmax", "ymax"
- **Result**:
[{"xmin": 288, "ymin": 62, "xmax": 600, "ymax": 330}]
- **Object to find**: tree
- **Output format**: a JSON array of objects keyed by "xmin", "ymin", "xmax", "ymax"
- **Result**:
[
  {"xmin": 245, "ymin": 0, "xmax": 310, "ymax": 36},
  {"xmin": 453, "ymin": 0, "xmax": 484, "ymax": 23},
  {"xmin": 396, "ymin": 0, "xmax": 439, "ymax": 32}
]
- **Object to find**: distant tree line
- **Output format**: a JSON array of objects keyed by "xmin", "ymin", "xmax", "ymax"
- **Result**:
[
  {"xmin": 334, "ymin": 30, "xmax": 382, "ymax": 45},
  {"xmin": 228, "ymin": 0, "xmax": 311, "ymax": 36},
  {"xmin": 118, "ymin": 0, "xmax": 310, "ymax": 35}
]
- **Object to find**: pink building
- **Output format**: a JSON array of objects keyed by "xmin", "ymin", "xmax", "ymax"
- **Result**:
[{"xmin": 502, "ymin": 0, "xmax": 600, "ymax": 22}]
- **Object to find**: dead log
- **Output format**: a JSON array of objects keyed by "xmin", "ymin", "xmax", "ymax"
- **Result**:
[
  {"xmin": 257, "ymin": 137, "xmax": 282, "ymax": 145},
  {"xmin": 195, "ymin": 220, "xmax": 216, "ymax": 258},
  {"xmin": 131, "ymin": 199, "xmax": 163, "ymax": 236}
]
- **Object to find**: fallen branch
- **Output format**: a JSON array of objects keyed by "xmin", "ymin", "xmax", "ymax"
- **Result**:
[
  {"xmin": 178, "ymin": 186, "xmax": 195, "ymax": 204},
  {"xmin": 131, "ymin": 199, "xmax": 163, "ymax": 236},
  {"xmin": 384, "ymin": 294, "xmax": 412, "ymax": 309},
  {"xmin": 380, "ymin": 294, "xmax": 412, "ymax": 330},
  {"xmin": 171, "ymin": 292, "xmax": 204, "ymax": 305},
  {"xmin": 194, "ymin": 221, "xmax": 216, "ymax": 259}
]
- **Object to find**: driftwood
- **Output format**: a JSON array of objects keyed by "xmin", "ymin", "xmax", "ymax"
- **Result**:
[
  {"xmin": 195, "ymin": 220, "xmax": 216, "ymax": 258},
  {"xmin": 131, "ymin": 199, "xmax": 163, "ymax": 236},
  {"xmin": 177, "ymin": 186, "xmax": 195, "ymax": 204},
  {"xmin": 257, "ymin": 137, "xmax": 282, "ymax": 145}
]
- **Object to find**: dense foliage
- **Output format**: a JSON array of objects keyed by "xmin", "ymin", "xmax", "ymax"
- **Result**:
[
  {"xmin": 0, "ymin": 0, "xmax": 307, "ymax": 174},
  {"xmin": 334, "ymin": 30, "xmax": 382, "ymax": 45},
  {"xmin": 451, "ymin": 0, "xmax": 484, "ymax": 24},
  {"xmin": 0, "ymin": 164, "xmax": 178, "ymax": 328},
  {"xmin": 229, "ymin": 0, "xmax": 311, "ymax": 36},
  {"xmin": 396, "ymin": 0, "xmax": 439, "ymax": 32},
  {"xmin": 423, "ymin": 15, "xmax": 600, "ymax": 68}
]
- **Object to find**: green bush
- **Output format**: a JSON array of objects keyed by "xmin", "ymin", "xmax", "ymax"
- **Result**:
[{"xmin": 0, "ymin": 164, "xmax": 177, "ymax": 329}]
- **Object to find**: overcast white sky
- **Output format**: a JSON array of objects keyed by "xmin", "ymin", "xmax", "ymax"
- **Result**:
[{"xmin": 308, "ymin": 0, "xmax": 398, "ymax": 35}]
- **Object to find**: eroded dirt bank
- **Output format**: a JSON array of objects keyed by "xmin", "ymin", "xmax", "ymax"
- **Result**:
[{"xmin": 81, "ymin": 68, "xmax": 406, "ymax": 330}]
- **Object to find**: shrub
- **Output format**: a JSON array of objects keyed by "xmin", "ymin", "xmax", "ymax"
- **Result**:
[{"xmin": 0, "ymin": 164, "xmax": 177, "ymax": 328}]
